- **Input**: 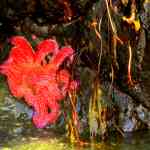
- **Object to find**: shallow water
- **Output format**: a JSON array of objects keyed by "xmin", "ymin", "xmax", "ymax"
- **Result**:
[{"xmin": 0, "ymin": 130, "xmax": 150, "ymax": 150}]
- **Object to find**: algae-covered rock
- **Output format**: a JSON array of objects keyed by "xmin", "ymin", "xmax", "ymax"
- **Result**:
[{"xmin": 0, "ymin": 76, "xmax": 34, "ymax": 143}]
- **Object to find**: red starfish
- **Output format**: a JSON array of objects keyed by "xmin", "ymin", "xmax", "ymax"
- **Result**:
[{"xmin": 0, "ymin": 36, "xmax": 78, "ymax": 128}]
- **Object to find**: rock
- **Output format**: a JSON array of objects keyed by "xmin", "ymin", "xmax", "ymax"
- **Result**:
[
  {"xmin": 123, "ymin": 117, "xmax": 135, "ymax": 132},
  {"xmin": 113, "ymin": 86, "xmax": 150, "ymax": 132}
]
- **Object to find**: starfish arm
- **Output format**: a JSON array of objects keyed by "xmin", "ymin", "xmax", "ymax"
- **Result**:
[
  {"xmin": 7, "ymin": 79, "xmax": 22, "ymax": 97},
  {"xmin": 57, "ymin": 69, "xmax": 70, "ymax": 96},
  {"xmin": 32, "ymin": 115, "xmax": 49, "ymax": 128},
  {"xmin": 69, "ymin": 80, "xmax": 80, "ymax": 91},
  {"xmin": 24, "ymin": 90, "xmax": 37, "ymax": 106},
  {"xmin": 57, "ymin": 69, "xmax": 79, "ymax": 94},
  {"xmin": 35, "ymin": 39, "xmax": 59, "ymax": 64},
  {"xmin": 32, "ymin": 100, "xmax": 60, "ymax": 128},
  {"xmin": 0, "ymin": 36, "xmax": 34, "ymax": 74},
  {"xmin": 50, "ymin": 47, "xmax": 74, "ymax": 69},
  {"xmin": 47, "ymin": 101, "xmax": 60, "ymax": 123},
  {"xmin": 10, "ymin": 36, "xmax": 35, "ymax": 63},
  {"xmin": 30, "ymin": 95, "xmax": 49, "ymax": 128},
  {"xmin": 1, "ymin": 67, "xmax": 24, "ymax": 97},
  {"xmin": 8, "ymin": 47, "xmax": 34, "ymax": 64}
]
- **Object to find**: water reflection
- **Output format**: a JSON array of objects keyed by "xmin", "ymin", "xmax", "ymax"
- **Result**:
[{"xmin": 0, "ymin": 131, "xmax": 150, "ymax": 150}]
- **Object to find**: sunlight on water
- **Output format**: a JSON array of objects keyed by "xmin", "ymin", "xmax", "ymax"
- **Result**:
[{"xmin": 0, "ymin": 131, "xmax": 150, "ymax": 150}]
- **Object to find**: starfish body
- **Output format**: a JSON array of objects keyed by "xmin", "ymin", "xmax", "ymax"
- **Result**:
[{"xmin": 0, "ymin": 36, "xmax": 78, "ymax": 128}]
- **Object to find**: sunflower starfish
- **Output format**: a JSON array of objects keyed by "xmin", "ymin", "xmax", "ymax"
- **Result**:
[{"xmin": 0, "ymin": 36, "xmax": 78, "ymax": 128}]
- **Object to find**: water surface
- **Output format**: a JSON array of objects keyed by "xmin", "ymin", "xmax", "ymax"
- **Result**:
[{"xmin": 0, "ymin": 130, "xmax": 150, "ymax": 150}]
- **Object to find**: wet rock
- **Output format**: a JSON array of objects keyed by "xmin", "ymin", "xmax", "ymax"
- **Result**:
[
  {"xmin": 140, "ymin": 1, "xmax": 150, "ymax": 38},
  {"xmin": 22, "ymin": 17, "xmax": 49, "ymax": 36},
  {"xmin": 113, "ymin": 86, "xmax": 150, "ymax": 132},
  {"xmin": 123, "ymin": 117, "xmax": 135, "ymax": 132},
  {"xmin": 0, "ymin": 81, "xmax": 34, "ymax": 139},
  {"xmin": 0, "ymin": 130, "xmax": 13, "ymax": 145}
]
